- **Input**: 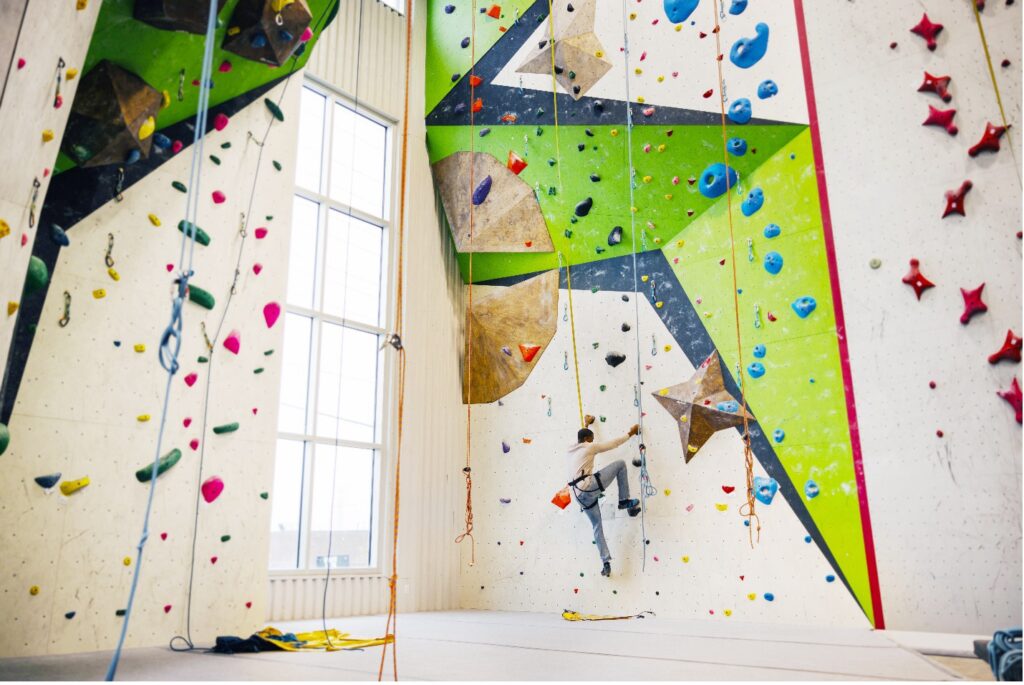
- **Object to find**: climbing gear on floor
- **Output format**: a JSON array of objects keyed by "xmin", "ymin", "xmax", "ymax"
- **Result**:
[{"xmin": 562, "ymin": 609, "xmax": 654, "ymax": 622}]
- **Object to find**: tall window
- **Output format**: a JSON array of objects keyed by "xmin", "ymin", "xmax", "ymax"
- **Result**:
[{"xmin": 269, "ymin": 79, "xmax": 392, "ymax": 572}]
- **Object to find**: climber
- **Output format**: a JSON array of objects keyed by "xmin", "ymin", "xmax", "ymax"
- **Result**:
[{"xmin": 567, "ymin": 414, "xmax": 641, "ymax": 577}]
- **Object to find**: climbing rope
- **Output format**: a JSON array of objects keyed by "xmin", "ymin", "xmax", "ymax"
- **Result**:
[
  {"xmin": 105, "ymin": 1, "xmax": 219, "ymax": 679},
  {"xmin": 709, "ymin": 0, "xmax": 759, "ymax": 545},
  {"xmin": 970, "ymin": 1, "xmax": 1021, "ymax": 187},
  {"xmin": 558, "ymin": 252, "xmax": 585, "ymax": 428}
]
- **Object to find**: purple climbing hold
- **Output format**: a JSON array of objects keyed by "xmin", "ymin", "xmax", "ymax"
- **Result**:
[
  {"xmin": 461, "ymin": 36, "xmax": 471, "ymax": 48},
  {"xmin": 472, "ymin": 175, "xmax": 492, "ymax": 205},
  {"xmin": 445, "ymin": 3, "xmax": 455, "ymax": 11},
  {"xmin": 502, "ymin": 441, "xmax": 511, "ymax": 453}
]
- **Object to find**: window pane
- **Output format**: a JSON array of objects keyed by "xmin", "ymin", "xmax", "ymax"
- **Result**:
[
  {"xmin": 329, "ymin": 103, "xmax": 388, "ymax": 219},
  {"xmin": 269, "ymin": 439, "xmax": 306, "ymax": 570},
  {"xmin": 323, "ymin": 210, "xmax": 384, "ymax": 326},
  {"xmin": 295, "ymin": 87, "xmax": 325, "ymax": 192},
  {"xmin": 288, "ymin": 196, "xmax": 320, "ymax": 309},
  {"xmin": 310, "ymin": 445, "xmax": 376, "ymax": 569},
  {"xmin": 316, "ymin": 323, "xmax": 379, "ymax": 442},
  {"xmin": 277, "ymin": 313, "xmax": 312, "ymax": 434}
]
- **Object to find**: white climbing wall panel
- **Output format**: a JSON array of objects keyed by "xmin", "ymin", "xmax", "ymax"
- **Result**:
[{"xmin": 0, "ymin": 78, "xmax": 300, "ymax": 658}]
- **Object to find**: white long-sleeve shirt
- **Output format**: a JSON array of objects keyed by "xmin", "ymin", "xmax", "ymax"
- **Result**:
[{"xmin": 566, "ymin": 433, "xmax": 631, "ymax": 489}]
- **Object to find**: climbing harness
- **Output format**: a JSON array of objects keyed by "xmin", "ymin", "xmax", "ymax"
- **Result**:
[{"xmin": 568, "ymin": 471, "xmax": 605, "ymax": 511}]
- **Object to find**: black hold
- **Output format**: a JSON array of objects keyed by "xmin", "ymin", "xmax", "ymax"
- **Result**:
[
  {"xmin": 547, "ymin": 158, "xmax": 556, "ymax": 166},
  {"xmin": 605, "ymin": 352, "xmax": 626, "ymax": 367},
  {"xmin": 537, "ymin": 40, "xmax": 548, "ymax": 49},
  {"xmin": 608, "ymin": 226, "xmax": 623, "ymax": 246},
  {"xmin": 590, "ymin": 173, "xmax": 600, "ymax": 182},
  {"xmin": 50, "ymin": 224, "xmax": 69, "ymax": 247},
  {"xmin": 479, "ymin": 127, "xmax": 491, "ymax": 137},
  {"xmin": 536, "ymin": 108, "xmax": 545, "ymax": 117},
  {"xmin": 593, "ymin": 100, "xmax": 604, "ymax": 114},
  {"xmin": 567, "ymin": 2, "xmax": 574, "ymax": 9},
  {"xmin": 621, "ymin": 294, "xmax": 630, "ymax": 302},
  {"xmin": 574, "ymin": 197, "xmax": 593, "ymax": 217},
  {"xmin": 461, "ymin": 36, "xmax": 471, "ymax": 48},
  {"xmin": 621, "ymin": 323, "xmax": 631, "ymax": 332},
  {"xmin": 554, "ymin": 65, "xmax": 564, "ymax": 75},
  {"xmin": 631, "ymin": 457, "xmax": 642, "ymax": 467},
  {"xmin": 573, "ymin": 85, "xmax": 581, "ymax": 95},
  {"xmin": 596, "ymin": 247, "xmax": 605, "ymax": 254},
  {"xmin": 34, "ymin": 473, "xmax": 61, "ymax": 489},
  {"xmin": 585, "ymin": 128, "xmax": 594, "ymax": 136},
  {"xmin": 577, "ymin": 143, "xmax": 585, "ymax": 151},
  {"xmin": 115, "ymin": 609, "xmax": 126, "ymax": 616},
  {"xmin": 65, "ymin": 611, "xmax": 75, "ymax": 619},
  {"xmin": 451, "ymin": 73, "xmax": 460, "ymax": 82},
  {"xmin": 564, "ymin": 229, "xmax": 572, "ymax": 238}
]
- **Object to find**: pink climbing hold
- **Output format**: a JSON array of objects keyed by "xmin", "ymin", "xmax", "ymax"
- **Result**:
[
  {"xmin": 922, "ymin": 105, "xmax": 957, "ymax": 135},
  {"xmin": 252, "ymin": 263, "xmax": 263, "ymax": 275},
  {"xmin": 160, "ymin": 532, "xmax": 168, "ymax": 540},
  {"xmin": 998, "ymin": 378, "xmax": 1022, "ymax": 423},
  {"xmin": 166, "ymin": 263, "xmax": 174, "ymax": 272},
  {"xmin": 902, "ymin": 258, "xmax": 935, "ymax": 300},
  {"xmin": 252, "ymin": 407, "xmax": 259, "ymax": 415},
  {"xmin": 164, "ymin": 604, "xmax": 172, "ymax": 613},
  {"xmin": 171, "ymin": 140, "xmax": 183, "ymax": 154},
  {"xmin": 213, "ymin": 113, "xmax": 230, "ymax": 131},
  {"xmin": 245, "ymin": 601, "xmax": 253, "ymax": 608},
  {"xmin": 184, "ymin": 372, "xmax": 198, "ymax": 387},
  {"xmin": 218, "ymin": 60, "xmax": 232, "ymax": 73},
  {"xmin": 910, "ymin": 13, "xmax": 943, "ymax": 51},
  {"xmin": 263, "ymin": 301, "xmax": 281, "ymax": 328},
  {"xmin": 300, "ymin": 26, "xmax": 314, "ymax": 42},
  {"xmin": 959, "ymin": 284, "xmax": 987, "ymax": 324},
  {"xmin": 183, "ymin": 417, "xmax": 192, "ymax": 427},
  {"xmin": 201, "ymin": 476, "xmax": 224, "ymax": 503},
  {"xmin": 190, "ymin": 439, "xmax": 199, "ymax": 451},
  {"xmin": 16, "ymin": 58, "xmax": 25, "ymax": 69},
  {"xmin": 223, "ymin": 330, "xmax": 241, "ymax": 355},
  {"xmin": 254, "ymin": 227, "xmax": 268, "ymax": 239},
  {"xmin": 212, "ymin": 190, "xmax": 226, "ymax": 204},
  {"xmin": 210, "ymin": 556, "xmax": 218, "ymax": 564}
]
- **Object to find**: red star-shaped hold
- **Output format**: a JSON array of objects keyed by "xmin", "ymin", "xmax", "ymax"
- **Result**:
[
  {"xmin": 988, "ymin": 329, "xmax": 1022, "ymax": 364},
  {"xmin": 968, "ymin": 122, "xmax": 1008, "ymax": 157},
  {"xmin": 902, "ymin": 258, "xmax": 935, "ymax": 300},
  {"xmin": 923, "ymin": 105, "xmax": 958, "ymax": 135},
  {"xmin": 918, "ymin": 72, "xmax": 952, "ymax": 102},
  {"xmin": 942, "ymin": 180, "xmax": 973, "ymax": 218},
  {"xmin": 997, "ymin": 378, "xmax": 1022, "ymax": 423},
  {"xmin": 911, "ymin": 13, "xmax": 943, "ymax": 51},
  {"xmin": 959, "ymin": 283, "xmax": 988, "ymax": 324}
]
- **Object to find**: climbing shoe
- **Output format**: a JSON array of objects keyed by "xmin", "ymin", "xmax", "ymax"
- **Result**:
[
  {"xmin": 628, "ymin": 505, "xmax": 642, "ymax": 517},
  {"xmin": 618, "ymin": 498, "xmax": 639, "ymax": 510},
  {"xmin": 601, "ymin": 562, "xmax": 611, "ymax": 577}
]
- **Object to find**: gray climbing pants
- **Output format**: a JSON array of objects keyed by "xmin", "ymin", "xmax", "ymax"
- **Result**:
[{"xmin": 573, "ymin": 460, "xmax": 631, "ymax": 563}]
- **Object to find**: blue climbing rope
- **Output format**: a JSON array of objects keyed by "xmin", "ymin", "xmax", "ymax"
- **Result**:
[{"xmin": 104, "ymin": 2, "xmax": 220, "ymax": 679}]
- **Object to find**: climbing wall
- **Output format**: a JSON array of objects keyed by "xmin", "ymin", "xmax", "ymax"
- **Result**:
[
  {"xmin": 428, "ymin": 0, "xmax": 1021, "ymax": 632},
  {"xmin": 0, "ymin": 78, "xmax": 300, "ymax": 657}
]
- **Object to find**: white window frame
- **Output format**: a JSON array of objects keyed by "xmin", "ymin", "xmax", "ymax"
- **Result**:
[{"xmin": 270, "ymin": 75, "xmax": 400, "ymax": 578}]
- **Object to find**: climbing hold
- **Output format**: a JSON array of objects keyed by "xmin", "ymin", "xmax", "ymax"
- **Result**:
[
  {"xmin": 959, "ymin": 284, "xmax": 987, "ymax": 324},
  {"xmin": 153, "ymin": 133, "xmax": 171, "ymax": 150},
  {"xmin": 50, "ymin": 224, "xmax": 70, "ymax": 247},
  {"xmin": 763, "ymin": 223, "xmax": 780, "ymax": 238},
  {"xmin": 223, "ymin": 330, "xmax": 241, "ymax": 355},
  {"xmin": 968, "ymin": 122, "xmax": 1007, "ymax": 156},
  {"xmin": 717, "ymin": 400, "xmax": 739, "ymax": 413},
  {"xmin": 136, "ymin": 414, "xmax": 150, "ymax": 422},
  {"xmin": 715, "ymin": 503, "xmax": 728, "ymax": 512},
  {"xmin": 201, "ymin": 476, "xmax": 225, "ymax": 503},
  {"xmin": 138, "ymin": 116, "xmax": 156, "ymax": 140},
  {"xmin": 29, "ymin": 585, "xmax": 40, "ymax": 596},
  {"xmin": 213, "ymin": 422, "xmax": 239, "ymax": 434},
  {"xmin": 791, "ymin": 296, "xmax": 817, "ymax": 318},
  {"xmin": 918, "ymin": 72, "xmax": 952, "ymax": 102},
  {"xmin": 997, "ymin": 378, "xmax": 1022, "ymax": 423},
  {"xmin": 188, "ymin": 284, "xmax": 215, "ymax": 310},
  {"xmin": 902, "ymin": 259, "xmax": 934, "ymax": 299},
  {"xmin": 663, "ymin": 0, "xmax": 699, "ymax": 24},
  {"xmin": 148, "ymin": 214, "xmax": 161, "ymax": 227},
  {"xmin": 254, "ymin": 227, "xmax": 268, "ymax": 239},
  {"xmin": 471, "ymin": 175, "xmax": 492, "ymax": 205},
  {"xmin": 177, "ymin": 220, "xmax": 211, "ymax": 246},
  {"xmin": 988, "ymin": 330, "xmax": 1022, "ymax": 364},
  {"xmin": 272, "ymin": 161, "xmax": 282, "ymax": 171},
  {"xmin": 25, "ymin": 256, "xmax": 49, "ymax": 293},
  {"xmin": 502, "ymin": 441, "xmax": 510, "ymax": 453},
  {"xmin": 942, "ymin": 180, "xmax": 972, "ymax": 217},
  {"xmin": 621, "ymin": 323, "xmax": 631, "ymax": 332},
  {"xmin": 65, "ymin": 612, "xmax": 75, "ymax": 619},
  {"xmin": 741, "ymin": 188, "xmax": 764, "ymax": 217},
  {"xmin": 764, "ymin": 593, "xmax": 775, "ymax": 602},
  {"xmin": 42, "ymin": 129, "xmax": 54, "ymax": 142},
  {"xmin": 263, "ymin": 301, "xmax": 281, "ymax": 328},
  {"xmin": 213, "ymin": 113, "xmax": 230, "ymax": 131},
  {"xmin": 747, "ymin": 362, "xmax": 765, "ymax": 379},
  {"xmin": 727, "ymin": 138, "xmax": 747, "ymax": 156},
  {"xmin": 923, "ymin": 105, "xmax": 958, "ymax": 135},
  {"xmin": 34, "ymin": 473, "xmax": 61, "ymax": 489},
  {"xmin": 698, "ymin": 162, "xmax": 738, "ymax": 199},
  {"xmin": 608, "ymin": 226, "xmax": 623, "ymax": 246},
  {"xmin": 804, "ymin": 480, "xmax": 819, "ymax": 499},
  {"xmin": 260, "ymin": 491, "xmax": 269, "ymax": 500},
  {"xmin": 753, "ymin": 476, "xmax": 778, "ymax": 505},
  {"xmin": 910, "ymin": 13, "xmax": 943, "ymax": 51},
  {"xmin": 772, "ymin": 429, "xmax": 784, "ymax": 443},
  {"xmin": 605, "ymin": 352, "xmax": 626, "ymax": 368},
  {"xmin": 253, "ymin": 263, "xmax": 263, "ymax": 275},
  {"xmin": 757, "ymin": 80, "xmax": 778, "ymax": 99},
  {"xmin": 184, "ymin": 372, "xmax": 198, "ymax": 387},
  {"xmin": 763, "ymin": 251, "xmax": 783, "ymax": 275},
  {"xmin": 135, "ymin": 448, "xmax": 182, "ymax": 482},
  {"xmin": 172, "ymin": 181, "xmax": 187, "ymax": 193},
  {"xmin": 6, "ymin": 302, "xmax": 16, "ymax": 317},
  {"xmin": 212, "ymin": 190, "xmax": 226, "ymax": 204},
  {"xmin": 60, "ymin": 477, "xmax": 90, "ymax": 496},
  {"xmin": 517, "ymin": 343, "xmax": 542, "ymax": 362},
  {"xmin": 506, "ymin": 151, "xmax": 527, "ymax": 174},
  {"xmin": 265, "ymin": 99, "xmax": 285, "ymax": 122},
  {"xmin": 730, "ymin": 24, "xmax": 769, "ymax": 69},
  {"xmin": 869, "ymin": 258, "xmax": 881, "ymax": 269},
  {"xmin": 123, "ymin": 556, "xmax": 132, "ymax": 566},
  {"xmin": 728, "ymin": 0, "xmax": 747, "ymax": 14},
  {"xmin": 574, "ymin": 197, "xmax": 593, "ymax": 217},
  {"xmin": 753, "ymin": 344, "xmax": 766, "ymax": 358},
  {"xmin": 727, "ymin": 98, "xmax": 752, "ymax": 124}
]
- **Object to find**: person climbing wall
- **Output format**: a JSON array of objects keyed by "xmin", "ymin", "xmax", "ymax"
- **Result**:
[{"xmin": 566, "ymin": 414, "xmax": 641, "ymax": 577}]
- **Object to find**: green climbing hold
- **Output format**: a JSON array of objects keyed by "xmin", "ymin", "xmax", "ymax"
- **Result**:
[
  {"xmin": 547, "ymin": 187, "xmax": 557, "ymax": 196},
  {"xmin": 264, "ymin": 98, "xmax": 284, "ymax": 122},
  {"xmin": 253, "ymin": 367, "xmax": 265, "ymax": 374},
  {"xmin": 0, "ymin": 422, "xmax": 9, "ymax": 456},
  {"xmin": 259, "ymin": 491, "xmax": 269, "ymax": 499},
  {"xmin": 220, "ymin": 534, "xmax": 231, "ymax": 542},
  {"xmin": 177, "ymin": 220, "xmax": 210, "ymax": 246},
  {"xmin": 24, "ymin": 256, "xmax": 49, "ymax": 294},
  {"xmin": 265, "ymin": 215, "xmax": 273, "ymax": 221},
  {"xmin": 213, "ymin": 422, "xmax": 239, "ymax": 434},
  {"xmin": 221, "ymin": 142, "xmax": 231, "ymax": 149},
  {"xmin": 172, "ymin": 181, "xmax": 187, "ymax": 193},
  {"xmin": 210, "ymin": 155, "xmax": 221, "ymax": 165},
  {"xmin": 135, "ymin": 448, "xmax": 182, "ymax": 483},
  {"xmin": 599, "ymin": 384, "xmax": 607, "ymax": 391},
  {"xmin": 263, "ymin": 349, "xmax": 274, "ymax": 356},
  {"xmin": 272, "ymin": 161, "xmax": 282, "ymax": 171},
  {"xmin": 198, "ymin": 356, "xmax": 209, "ymax": 363},
  {"xmin": 187, "ymin": 284, "xmax": 216, "ymax": 310}
]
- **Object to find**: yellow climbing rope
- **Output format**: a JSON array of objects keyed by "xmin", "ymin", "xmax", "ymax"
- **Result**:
[
  {"xmin": 560, "ymin": 252, "xmax": 585, "ymax": 428},
  {"xmin": 545, "ymin": 0, "xmax": 564, "ymax": 190},
  {"xmin": 970, "ymin": 0, "xmax": 1020, "ymax": 186}
]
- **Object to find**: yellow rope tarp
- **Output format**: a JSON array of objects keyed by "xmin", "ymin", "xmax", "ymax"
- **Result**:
[
  {"xmin": 561, "ymin": 610, "xmax": 654, "ymax": 622},
  {"xmin": 255, "ymin": 626, "xmax": 393, "ymax": 652}
]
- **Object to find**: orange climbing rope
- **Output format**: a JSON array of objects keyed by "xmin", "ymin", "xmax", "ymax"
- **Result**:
[
  {"xmin": 454, "ymin": 0, "xmax": 478, "ymax": 566},
  {"xmin": 709, "ymin": 0, "xmax": 759, "ymax": 546},
  {"xmin": 376, "ymin": 0, "xmax": 414, "ymax": 677}
]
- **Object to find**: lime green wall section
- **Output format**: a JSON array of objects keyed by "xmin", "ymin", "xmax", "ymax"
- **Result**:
[
  {"xmin": 55, "ymin": 0, "xmax": 335, "ymax": 173},
  {"xmin": 425, "ymin": 123, "xmax": 806, "ymax": 283},
  {"xmin": 425, "ymin": 0, "xmax": 536, "ymax": 115},
  {"xmin": 661, "ymin": 129, "xmax": 873, "ymax": 623}
]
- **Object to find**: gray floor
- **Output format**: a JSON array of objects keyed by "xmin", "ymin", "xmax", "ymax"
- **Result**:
[{"xmin": 0, "ymin": 610, "xmax": 964, "ymax": 681}]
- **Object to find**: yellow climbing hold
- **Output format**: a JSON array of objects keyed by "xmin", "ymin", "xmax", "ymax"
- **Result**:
[
  {"xmin": 715, "ymin": 503, "xmax": 728, "ymax": 511},
  {"xmin": 664, "ymin": 489, "xmax": 671, "ymax": 496},
  {"xmin": 137, "ymin": 414, "xmax": 151, "ymax": 422},
  {"xmin": 270, "ymin": 0, "xmax": 296, "ymax": 10},
  {"xmin": 29, "ymin": 585, "xmax": 40, "ymax": 595},
  {"xmin": 227, "ymin": 26, "xmax": 241, "ymax": 35},
  {"xmin": 7, "ymin": 302, "xmax": 18, "ymax": 316},
  {"xmin": 628, "ymin": 11, "xmax": 636, "ymax": 19},
  {"xmin": 610, "ymin": 129, "xmax": 619, "ymax": 137},
  {"xmin": 724, "ymin": 609, "xmax": 733, "ymax": 617},
  {"xmin": 681, "ymin": 556, "xmax": 689, "ymax": 563},
  {"xmin": 148, "ymin": 214, "xmax": 161, "ymax": 226},
  {"xmin": 60, "ymin": 477, "xmax": 90, "ymax": 495},
  {"xmin": 634, "ymin": 68, "xmax": 642, "ymax": 75},
  {"xmin": 663, "ymin": 344, "xmax": 672, "ymax": 352},
  {"xmin": 630, "ymin": 206, "xmax": 638, "ymax": 213},
  {"xmin": 676, "ymin": 239, "xmax": 684, "ymax": 247},
  {"xmin": 76, "ymin": 0, "xmax": 87, "ymax": 8},
  {"xmin": 642, "ymin": 175, "xmax": 652, "ymax": 183},
  {"xmin": 123, "ymin": 556, "xmax": 131, "ymax": 566},
  {"xmin": 108, "ymin": 268, "xmax": 120, "ymax": 281},
  {"xmin": 637, "ymin": 96, "xmax": 645, "ymax": 103},
  {"xmin": 747, "ymin": 593, "xmax": 757, "ymax": 600},
  {"xmin": 653, "ymin": 237, "xmax": 662, "ymax": 244},
  {"xmin": 138, "ymin": 116, "xmax": 155, "ymax": 140},
  {"xmin": 641, "ymin": 275, "xmax": 649, "ymax": 283},
  {"xmin": 92, "ymin": 289, "xmax": 106, "ymax": 299},
  {"xmin": 162, "ymin": 90, "xmax": 171, "ymax": 108},
  {"xmin": 134, "ymin": 344, "xmax": 145, "ymax": 353},
  {"xmin": 680, "ymin": 416, "xmax": 688, "ymax": 423},
  {"xmin": 703, "ymin": 312, "xmax": 713, "ymax": 318},
  {"xmin": 657, "ymin": 144, "xmax": 666, "ymax": 152},
  {"xmin": 657, "ymin": 75, "xmax": 665, "ymax": 83},
  {"xmin": 0, "ymin": 219, "xmax": 9, "ymax": 238},
  {"xmin": 595, "ymin": 50, "xmax": 603, "ymax": 58},
  {"xmin": 655, "ymin": 301, "xmax": 664, "ymax": 309},
  {"xmin": 41, "ymin": 129, "xmax": 54, "ymax": 142},
  {"xmin": 658, "ymin": 388, "xmax": 669, "ymax": 396},
  {"xmin": 66, "ymin": 67, "xmax": 78, "ymax": 80},
  {"xmin": 664, "ymin": 194, "xmax": 673, "ymax": 200}
]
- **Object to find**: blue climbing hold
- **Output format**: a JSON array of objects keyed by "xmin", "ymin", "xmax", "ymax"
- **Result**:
[
  {"xmin": 741, "ymin": 187, "xmax": 764, "ymax": 216},
  {"xmin": 727, "ymin": 98, "xmax": 752, "ymax": 124},
  {"xmin": 748, "ymin": 362, "xmax": 765, "ymax": 378},
  {"xmin": 250, "ymin": 33, "xmax": 268, "ymax": 48},
  {"xmin": 663, "ymin": 0, "xmax": 699, "ymax": 24},
  {"xmin": 125, "ymin": 148, "xmax": 141, "ymax": 165},
  {"xmin": 826, "ymin": 574, "xmax": 836, "ymax": 583},
  {"xmin": 444, "ymin": 3, "xmax": 455, "ymax": 11},
  {"xmin": 791, "ymin": 296, "xmax": 817, "ymax": 318},
  {"xmin": 460, "ymin": 36, "xmax": 471, "ymax": 48},
  {"xmin": 472, "ymin": 176, "xmax": 492, "ymax": 205},
  {"xmin": 772, "ymin": 428, "xmax": 785, "ymax": 443},
  {"xmin": 763, "ymin": 223, "xmax": 781, "ymax": 238},
  {"xmin": 753, "ymin": 344, "xmax": 766, "ymax": 358},
  {"xmin": 727, "ymin": 137, "xmax": 747, "ymax": 156},
  {"xmin": 729, "ymin": 23, "xmax": 769, "ymax": 69},
  {"xmin": 34, "ymin": 473, "xmax": 61, "ymax": 489},
  {"xmin": 804, "ymin": 479, "xmax": 820, "ymax": 499},
  {"xmin": 728, "ymin": 0, "xmax": 747, "ymax": 15},
  {"xmin": 153, "ymin": 133, "xmax": 171, "ymax": 149},
  {"xmin": 753, "ymin": 476, "xmax": 778, "ymax": 505},
  {"xmin": 698, "ymin": 162, "xmax": 738, "ymax": 199},
  {"xmin": 278, "ymin": 29, "xmax": 293, "ymax": 42},
  {"xmin": 717, "ymin": 400, "xmax": 739, "ymax": 413},
  {"xmin": 501, "ymin": 441, "xmax": 510, "ymax": 454},
  {"xmin": 764, "ymin": 592, "xmax": 775, "ymax": 602},
  {"xmin": 50, "ymin": 224, "xmax": 69, "ymax": 247},
  {"xmin": 763, "ymin": 251, "xmax": 783, "ymax": 275},
  {"xmin": 804, "ymin": 535, "xmax": 812, "ymax": 543},
  {"xmin": 757, "ymin": 79, "xmax": 779, "ymax": 99}
]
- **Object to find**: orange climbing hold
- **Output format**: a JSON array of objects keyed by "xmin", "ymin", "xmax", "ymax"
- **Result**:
[
  {"xmin": 486, "ymin": 4, "xmax": 501, "ymax": 18},
  {"xmin": 507, "ymin": 151, "xmax": 527, "ymax": 174},
  {"xmin": 469, "ymin": 74, "xmax": 483, "ymax": 87},
  {"xmin": 471, "ymin": 98, "xmax": 483, "ymax": 113},
  {"xmin": 519, "ymin": 343, "xmax": 541, "ymax": 362}
]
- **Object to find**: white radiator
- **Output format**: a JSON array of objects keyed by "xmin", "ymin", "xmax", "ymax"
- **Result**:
[{"xmin": 267, "ymin": 574, "xmax": 390, "ymax": 621}]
